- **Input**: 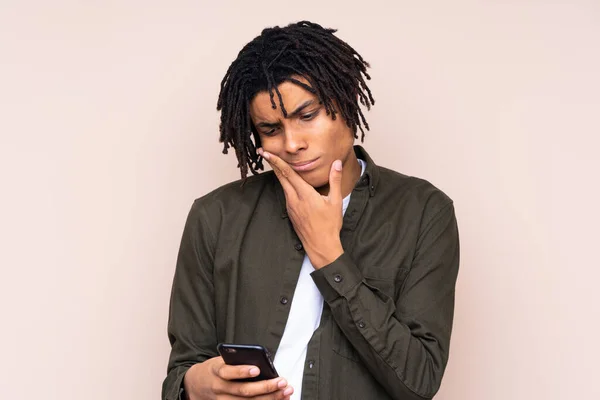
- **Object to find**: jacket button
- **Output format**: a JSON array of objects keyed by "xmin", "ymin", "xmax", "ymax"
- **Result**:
[
  {"xmin": 294, "ymin": 243, "xmax": 303, "ymax": 251},
  {"xmin": 358, "ymin": 321, "xmax": 366, "ymax": 328},
  {"xmin": 308, "ymin": 360, "xmax": 315, "ymax": 369},
  {"xmin": 280, "ymin": 296, "xmax": 289, "ymax": 305},
  {"xmin": 333, "ymin": 274, "xmax": 343, "ymax": 283}
]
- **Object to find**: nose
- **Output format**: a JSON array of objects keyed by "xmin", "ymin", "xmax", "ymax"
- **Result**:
[{"xmin": 283, "ymin": 126, "xmax": 307, "ymax": 154}]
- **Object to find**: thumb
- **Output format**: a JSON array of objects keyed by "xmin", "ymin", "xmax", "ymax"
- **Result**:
[{"xmin": 328, "ymin": 160, "xmax": 343, "ymax": 202}]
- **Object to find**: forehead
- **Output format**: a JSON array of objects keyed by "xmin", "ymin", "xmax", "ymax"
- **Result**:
[{"xmin": 249, "ymin": 76, "xmax": 316, "ymax": 120}]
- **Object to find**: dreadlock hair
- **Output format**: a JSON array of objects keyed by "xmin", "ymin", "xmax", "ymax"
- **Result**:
[{"xmin": 216, "ymin": 20, "xmax": 375, "ymax": 180}]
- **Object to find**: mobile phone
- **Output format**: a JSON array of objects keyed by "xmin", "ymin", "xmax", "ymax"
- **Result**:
[{"xmin": 217, "ymin": 343, "xmax": 279, "ymax": 382}]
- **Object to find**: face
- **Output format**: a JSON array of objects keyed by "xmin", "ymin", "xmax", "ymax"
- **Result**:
[{"xmin": 249, "ymin": 77, "xmax": 356, "ymax": 192}]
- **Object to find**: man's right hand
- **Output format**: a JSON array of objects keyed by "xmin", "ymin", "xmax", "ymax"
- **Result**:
[{"xmin": 183, "ymin": 357, "xmax": 294, "ymax": 400}]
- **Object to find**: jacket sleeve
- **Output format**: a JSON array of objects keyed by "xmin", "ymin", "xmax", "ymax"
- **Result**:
[
  {"xmin": 162, "ymin": 200, "xmax": 219, "ymax": 400},
  {"xmin": 311, "ymin": 199, "xmax": 460, "ymax": 400}
]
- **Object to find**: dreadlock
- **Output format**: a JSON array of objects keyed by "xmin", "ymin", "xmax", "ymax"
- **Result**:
[{"xmin": 216, "ymin": 20, "xmax": 375, "ymax": 179}]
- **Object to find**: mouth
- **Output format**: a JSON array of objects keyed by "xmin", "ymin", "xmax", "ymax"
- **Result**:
[{"xmin": 289, "ymin": 157, "xmax": 320, "ymax": 172}]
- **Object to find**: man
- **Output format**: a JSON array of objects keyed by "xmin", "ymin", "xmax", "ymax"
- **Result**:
[{"xmin": 163, "ymin": 21, "xmax": 459, "ymax": 400}]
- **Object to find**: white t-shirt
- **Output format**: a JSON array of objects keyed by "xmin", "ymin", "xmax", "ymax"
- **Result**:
[{"xmin": 273, "ymin": 159, "xmax": 366, "ymax": 399}]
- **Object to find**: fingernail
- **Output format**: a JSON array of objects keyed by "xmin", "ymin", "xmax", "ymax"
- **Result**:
[
  {"xmin": 249, "ymin": 367, "xmax": 259, "ymax": 376},
  {"xmin": 257, "ymin": 148, "xmax": 263, "ymax": 156},
  {"xmin": 334, "ymin": 160, "xmax": 342, "ymax": 171},
  {"xmin": 277, "ymin": 379, "xmax": 288, "ymax": 388},
  {"xmin": 262, "ymin": 151, "xmax": 270, "ymax": 160},
  {"xmin": 284, "ymin": 387, "xmax": 294, "ymax": 396}
]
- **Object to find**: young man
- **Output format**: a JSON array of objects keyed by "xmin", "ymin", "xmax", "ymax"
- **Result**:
[{"xmin": 162, "ymin": 21, "xmax": 459, "ymax": 400}]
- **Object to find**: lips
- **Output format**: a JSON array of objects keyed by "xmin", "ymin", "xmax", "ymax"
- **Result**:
[{"xmin": 289, "ymin": 157, "xmax": 320, "ymax": 172}]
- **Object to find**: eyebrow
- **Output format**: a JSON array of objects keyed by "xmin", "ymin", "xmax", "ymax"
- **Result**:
[{"xmin": 255, "ymin": 99, "xmax": 316, "ymax": 129}]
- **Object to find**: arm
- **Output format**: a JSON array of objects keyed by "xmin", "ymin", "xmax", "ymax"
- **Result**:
[
  {"xmin": 260, "ymin": 150, "xmax": 459, "ymax": 399},
  {"xmin": 162, "ymin": 200, "xmax": 218, "ymax": 400},
  {"xmin": 162, "ymin": 200, "xmax": 294, "ymax": 400},
  {"xmin": 311, "ymin": 200, "xmax": 460, "ymax": 399}
]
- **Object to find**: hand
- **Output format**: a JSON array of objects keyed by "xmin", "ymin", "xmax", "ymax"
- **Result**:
[
  {"xmin": 183, "ymin": 357, "xmax": 293, "ymax": 400},
  {"xmin": 259, "ymin": 149, "xmax": 344, "ymax": 269}
]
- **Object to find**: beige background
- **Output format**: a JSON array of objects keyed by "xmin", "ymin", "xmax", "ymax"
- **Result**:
[{"xmin": 1, "ymin": 1, "xmax": 599, "ymax": 399}]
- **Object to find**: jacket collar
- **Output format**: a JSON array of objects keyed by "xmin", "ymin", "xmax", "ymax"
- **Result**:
[{"xmin": 353, "ymin": 145, "xmax": 380, "ymax": 197}]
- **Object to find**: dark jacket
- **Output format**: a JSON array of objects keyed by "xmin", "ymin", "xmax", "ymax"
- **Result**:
[{"xmin": 163, "ymin": 146, "xmax": 460, "ymax": 400}]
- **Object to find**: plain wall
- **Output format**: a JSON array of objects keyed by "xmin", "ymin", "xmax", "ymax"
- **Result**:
[{"xmin": 1, "ymin": 1, "xmax": 599, "ymax": 399}]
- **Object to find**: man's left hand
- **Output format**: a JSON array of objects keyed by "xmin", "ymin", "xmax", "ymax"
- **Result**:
[{"xmin": 259, "ymin": 149, "xmax": 344, "ymax": 269}]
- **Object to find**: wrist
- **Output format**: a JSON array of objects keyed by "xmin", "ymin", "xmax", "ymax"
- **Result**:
[
  {"xmin": 183, "ymin": 363, "xmax": 202, "ymax": 400},
  {"xmin": 309, "ymin": 242, "xmax": 344, "ymax": 269},
  {"xmin": 182, "ymin": 367, "xmax": 192, "ymax": 400}
]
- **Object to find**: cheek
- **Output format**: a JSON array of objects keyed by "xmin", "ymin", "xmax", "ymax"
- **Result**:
[
  {"xmin": 321, "ymin": 121, "xmax": 353, "ymax": 155},
  {"xmin": 258, "ymin": 136, "xmax": 282, "ymax": 153},
  {"xmin": 311, "ymin": 117, "xmax": 344, "ymax": 143}
]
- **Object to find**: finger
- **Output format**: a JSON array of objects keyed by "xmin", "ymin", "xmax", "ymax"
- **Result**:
[
  {"xmin": 227, "ymin": 377, "xmax": 289, "ymax": 397},
  {"xmin": 217, "ymin": 389, "xmax": 292, "ymax": 400},
  {"xmin": 252, "ymin": 385, "xmax": 294, "ymax": 400},
  {"xmin": 261, "ymin": 150, "xmax": 312, "ymax": 195},
  {"xmin": 280, "ymin": 386, "xmax": 294, "ymax": 399},
  {"xmin": 258, "ymin": 149, "xmax": 298, "ymax": 199},
  {"xmin": 327, "ymin": 159, "xmax": 343, "ymax": 204},
  {"xmin": 272, "ymin": 164, "xmax": 299, "ymax": 202},
  {"xmin": 214, "ymin": 363, "xmax": 260, "ymax": 381}
]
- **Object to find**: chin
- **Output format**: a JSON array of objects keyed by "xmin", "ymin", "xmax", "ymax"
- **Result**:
[{"xmin": 300, "ymin": 170, "xmax": 329, "ymax": 189}]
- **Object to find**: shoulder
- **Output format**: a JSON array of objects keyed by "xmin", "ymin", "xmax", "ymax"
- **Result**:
[
  {"xmin": 376, "ymin": 166, "xmax": 454, "ymax": 221},
  {"xmin": 197, "ymin": 171, "xmax": 273, "ymax": 202},
  {"xmin": 188, "ymin": 171, "xmax": 275, "ymax": 221}
]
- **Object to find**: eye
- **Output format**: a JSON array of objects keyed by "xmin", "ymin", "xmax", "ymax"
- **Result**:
[
  {"xmin": 262, "ymin": 127, "xmax": 278, "ymax": 137},
  {"xmin": 300, "ymin": 110, "xmax": 319, "ymax": 121}
]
